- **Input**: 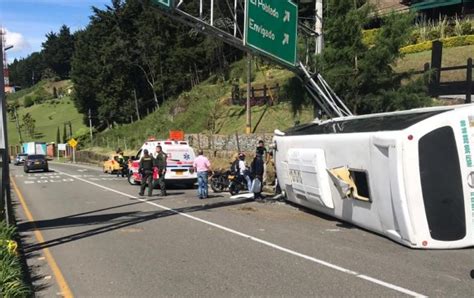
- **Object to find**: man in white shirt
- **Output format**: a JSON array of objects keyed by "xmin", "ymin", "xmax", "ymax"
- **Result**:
[{"xmin": 238, "ymin": 153, "xmax": 252, "ymax": 192}]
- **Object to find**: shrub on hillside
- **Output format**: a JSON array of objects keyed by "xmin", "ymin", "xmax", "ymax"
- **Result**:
[
  {"xmin": 400, "ymin": 34, "xmax": 474, "ymax": 54},
  {"xmin": 229, "ymin": 59, "xmax": 256, "ymax": 83},
  {"xmin": 23, "ymin": 96, "xmax": 34, "ymax": 107}
]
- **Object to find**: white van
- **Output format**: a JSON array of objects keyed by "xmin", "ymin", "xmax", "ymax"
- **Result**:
[{"xmin": 128, "ymin": 138, "xmax": 197, "ymax": 187}]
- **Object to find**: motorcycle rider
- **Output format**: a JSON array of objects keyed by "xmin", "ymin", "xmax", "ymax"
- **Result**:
[{"xmin": 237, "ymin": 152, "xmax": 252, "ymax": 192}]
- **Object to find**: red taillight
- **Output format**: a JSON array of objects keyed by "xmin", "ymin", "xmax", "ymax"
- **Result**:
[{"xmin": 422, "ymin": 240, "xmax": 428, "ymax": 246}]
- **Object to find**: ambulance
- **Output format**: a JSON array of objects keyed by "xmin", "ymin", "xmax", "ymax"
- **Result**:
[{"xmin": 128, "ymin": 137, "xmax": 197, "ymax": 187}]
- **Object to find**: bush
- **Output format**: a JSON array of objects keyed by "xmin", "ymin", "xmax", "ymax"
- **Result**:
[
  {"xmin": 229, "ymin": 59, "xmax": 256, "ymax": 83},
  {"xmin": 23, "ymin": 96, "xmax": 34, "ymax": 107},
  {"xmin": 400, "ymin": 34, "xmax": 474, "ymax": 54},
  {"xmin": 427, "ymin": 29, "xmax": 440, "ymax": 40},
  {"xmin": 0, "ymin": 221, "xmax": 31, "ymax": 297},
  {"xmin": 362, "ymin": 29, "xmax": 378, "ymax": 46}
]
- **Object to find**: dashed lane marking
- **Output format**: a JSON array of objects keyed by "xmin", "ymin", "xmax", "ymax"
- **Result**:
[
  {"xmin": 11, "ymin": 176, "xmax": 74, "ymax": 298},
  {"xmin": 55, "ymin": 168, "xmax": 425, "ymax": 297}
]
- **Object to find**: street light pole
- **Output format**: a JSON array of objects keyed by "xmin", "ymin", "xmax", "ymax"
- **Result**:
[{"xmin": 0, "ymin": 32, "xmax": 13, "ymax": 224}]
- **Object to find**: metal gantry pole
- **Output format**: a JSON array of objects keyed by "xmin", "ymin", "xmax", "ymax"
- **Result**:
[
  {"xmin": 234, "ymin": 0, "xmax": 238, "ymax": 37},
  {"xmin": 199, "ymin": 0, "xmax": 203, "ymax": 19},
  {"xmin": 315, "ymin": 0, "xmax": 323, "ymax": 55},
  {"xmin": 210, "ymin": 0, "xmax": 214, "ymax": 26}
]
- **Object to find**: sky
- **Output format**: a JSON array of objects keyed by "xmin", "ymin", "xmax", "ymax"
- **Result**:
[{"xmin": 1, "ymin": 0, "xmax": 111, "ymax": 63}]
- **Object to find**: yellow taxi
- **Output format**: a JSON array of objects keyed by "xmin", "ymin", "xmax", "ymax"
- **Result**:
[{"xmin": 103, "ymin": 155, "xmax": 124, "ymax": 174}]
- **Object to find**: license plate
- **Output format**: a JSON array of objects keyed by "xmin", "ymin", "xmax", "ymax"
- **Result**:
[
  {"xmin": 175, "ymin": 171, "xmax": 183, "ymax": 176},
  {"xmin": 228, "ymin": 175, "xmax": 234, "ymax": 179},
  {"xmin": 35, "ymin": 161, "xmax": 40, "ymax": 164}
]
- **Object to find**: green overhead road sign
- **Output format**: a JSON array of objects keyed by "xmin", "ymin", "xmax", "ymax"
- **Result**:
[
  {"xmin": 244, "ymin": 0, "xmax": 298, "ymax": 67},
  {"xmin": 151, "ymin": 0, "xmax": 173, "ymax": 9}
]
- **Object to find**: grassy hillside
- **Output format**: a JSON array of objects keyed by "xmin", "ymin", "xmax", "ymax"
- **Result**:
[
  {"xmin": 394, "ymin": 44, "xmax": 474, "ymax": 82},
  {"xmin": 6, "ymin": 80, "xmax": 87, "ymax": 146}
]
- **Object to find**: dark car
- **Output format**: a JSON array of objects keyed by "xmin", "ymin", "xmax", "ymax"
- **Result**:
[
  {"xmin": 24, "ymin": 155, "xmax": 49, "ymax": 173},
  {"xmin": 14, "ymin": 153, "xmax": 28, "ymax": 165}
]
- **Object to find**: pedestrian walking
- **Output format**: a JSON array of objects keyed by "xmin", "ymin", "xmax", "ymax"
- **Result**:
[
  {"xmin": 251, "ymin": 149, "xmax": 265, "ymax": 200},
  {"xmin": 139, "ymin": 149, "xmax": 154, "ymax": 197},
  {"xmin": 193, "ymin": 150, "xmax": 211, "ymax": 199},
  {"xmin": 153, "ymin": 145, "xmax": 168, "ymax": 196}
]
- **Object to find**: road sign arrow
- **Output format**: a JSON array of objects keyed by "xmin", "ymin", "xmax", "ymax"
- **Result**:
[
  {"xmin": 282, "ymin": 33, "xmax": 289, "ymax": 45},
  {"xmin": 283, "ymin": 11, "xmax": 290, "ymax": 22}
]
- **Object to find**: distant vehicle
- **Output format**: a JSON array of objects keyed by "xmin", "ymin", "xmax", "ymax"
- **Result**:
[
  {"xmin": 14, "ymin": 153, "xmax": 28, "ymax": 165},
  {"xmin": 22, "ymin": 142, "xmax": 47, "ymax": 155},
  {"xmin": 24, "ymin": 154, "xmax": 48, "ymax": 173},
  {"xmin": 274, "ymin": 104, "xmax": 474, "ymax": 249},
  {"xmin": 103, "ymin": 155, "xmax": 124, "ymax": 174},
  {"xmin": 128, "ymin": 138, "xmax": 197, "ymax": 187}
]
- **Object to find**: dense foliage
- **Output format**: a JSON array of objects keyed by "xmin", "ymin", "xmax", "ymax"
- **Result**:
[
  {"xmin": 71, "ymin": 0, "xmax": 242, "ymax": 129},
  {"xmin": 316, "ymin": 0, "xmax": 431, "ymax": 114}
]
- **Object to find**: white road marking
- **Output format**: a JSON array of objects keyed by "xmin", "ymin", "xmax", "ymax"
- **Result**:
[{"xmin": 55, "ymin": 168, "xmax": 425, "ymax": 297}]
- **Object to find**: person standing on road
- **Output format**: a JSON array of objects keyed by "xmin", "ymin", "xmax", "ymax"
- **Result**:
[
  {"xmin": 153, "ymin": 145, "xmax": 167, "ymax": 197},
  {"xmin": 139, "ymin": 149, "xmax": 154, "ymax": 197},
  {"xmin": 257, "ymin": 140, "xmax": 268, "ymax": 184},
  {"xmin": 193, "ymin": 150, "xmax": 211, "ymax": 199},
  {"xmin": 251, "ymin": 149, "xmax": 265, "ymax": 200}
]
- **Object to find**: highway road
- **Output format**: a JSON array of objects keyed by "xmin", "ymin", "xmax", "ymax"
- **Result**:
[{"xmin": 10, "ymin": 162, "xmax": 473, "ymax": 297}]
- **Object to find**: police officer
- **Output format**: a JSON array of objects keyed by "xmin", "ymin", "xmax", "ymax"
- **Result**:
[
  {"xmin": 139, "ymin": 149, "xmax": 154, "ymax": 197},
  {"xmin": 153, "ymin": 145, "xmax": 167, "ymax": 196}
]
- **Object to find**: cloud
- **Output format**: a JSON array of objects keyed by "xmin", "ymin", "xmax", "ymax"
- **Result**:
[{"xmin": 3, "ymin": 28, "xmax": 30, "ymax": 52}]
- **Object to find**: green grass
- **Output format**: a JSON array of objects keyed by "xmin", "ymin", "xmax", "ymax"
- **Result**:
[
  {"xmin": 7, "ymin": 96, "xmax": 87, "ymax": 146},
  {"xmin": 91, "ymin": 66, "xmax": 313, "ymax": 152},
  {"xmin": 394, "ymin": 44, "xmax": 474, "ymax": 82}
]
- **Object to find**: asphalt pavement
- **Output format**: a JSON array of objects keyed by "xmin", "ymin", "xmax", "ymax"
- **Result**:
[{"xmin": 10, "ymin": 162, "xmax": 474, "ymax": 297}]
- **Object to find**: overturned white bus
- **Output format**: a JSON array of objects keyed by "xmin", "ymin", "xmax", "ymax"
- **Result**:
[{"xmin": 273, "ymin": 105, "xmax": 474, "ymax": 249}]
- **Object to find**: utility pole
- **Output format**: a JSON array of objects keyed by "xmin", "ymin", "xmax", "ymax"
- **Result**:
[
  {"xmin": 133, "ymin": 89, "xmax": 141, "ymax": 121},
  {"xmin": 88, "ymin": 109, "xmax": 93, "ymax": 143},
  {"xmin": 246, "ymin": 53, "xmax": 252, "ymax": 134},
  {"xmin": 315, "ymin": 0, "xmax": 324, "ymax": 55}
]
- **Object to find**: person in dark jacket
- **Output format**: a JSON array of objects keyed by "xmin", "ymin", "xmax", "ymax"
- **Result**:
[
  {"xmin": 153, "ymin": 145, "xmax": 167, "ymax": 196},
  {"xmin": 139, "ymin": 149, "xmax": 154, "ymax": 197},
  {"xmin": 251, "ymin": 148, "xmax": 265, "ymax": 200}
]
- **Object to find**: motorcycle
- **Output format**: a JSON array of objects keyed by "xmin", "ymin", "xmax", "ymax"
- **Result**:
[
  {"xmin": 210, "ymin": 170, "xmax": 230, "ymax": 193},
  {"xmin": 228, "ymin": 173, "xmax": 249, "ymax": 195}
]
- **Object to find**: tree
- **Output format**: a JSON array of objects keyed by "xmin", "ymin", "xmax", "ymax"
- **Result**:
[
  {"xmin": 22, "ymin": 113, "xmax": 36, "ymax": 139},
  {"xmin": 63, "ymin": 124, "xmax": 67, "ymax": 143},
  {"xmin": 314, "ymin": 0, "xmax": 431, "ymax": 115},
  {"xmin": 56, "ymin": 127, "xmax": 61, "ymax": 145},
  {"xmin": 42, "ymin": 25, "xmax": 75, "ymax": 79}
]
